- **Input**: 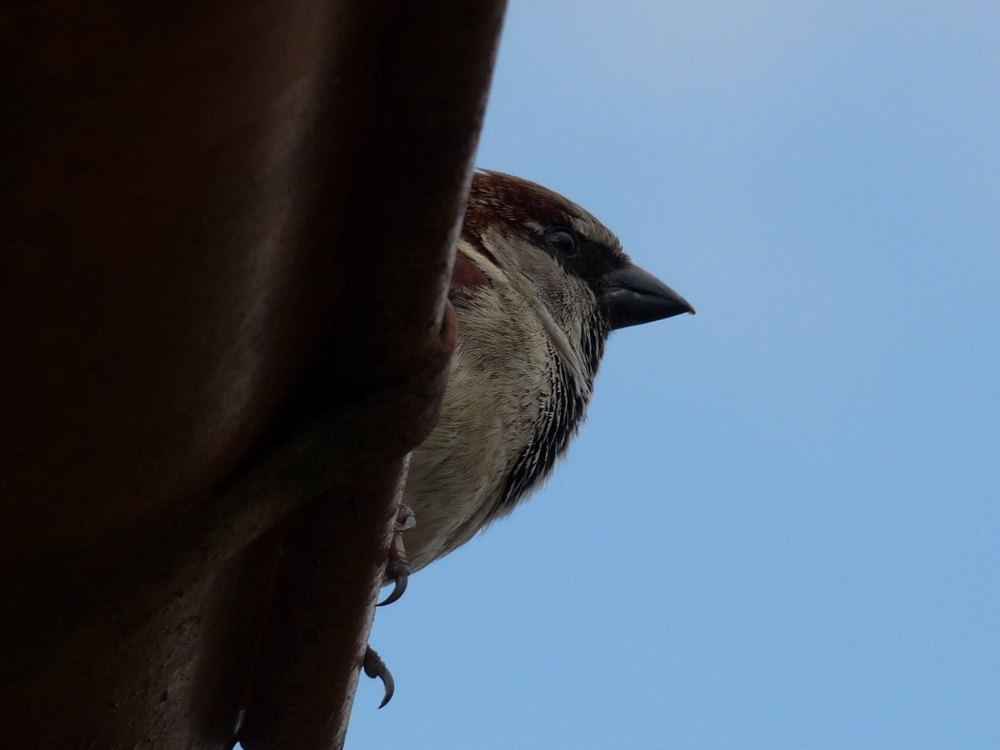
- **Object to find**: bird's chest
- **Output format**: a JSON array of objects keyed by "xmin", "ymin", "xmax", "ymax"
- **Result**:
[{"xmin": 400, "ymin": 308, "xmax": 572, "ymax": 569}]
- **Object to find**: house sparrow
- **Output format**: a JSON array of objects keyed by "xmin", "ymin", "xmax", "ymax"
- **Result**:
[
  {"xmin": 365, "ymin": 170, "xmax": 693, "ymax": 705},
  {"xmin": 401, "ymin": 170, "xmax": 693, "ymax": 570}
]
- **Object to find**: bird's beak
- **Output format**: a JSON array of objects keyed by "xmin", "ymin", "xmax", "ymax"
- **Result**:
[{"xmin": 599, "ymin": 263, "xmax": 695, "ymax": 330}]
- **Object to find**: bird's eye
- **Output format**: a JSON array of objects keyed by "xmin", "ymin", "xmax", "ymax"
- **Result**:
[{"xmin": 546, "ymin": 229, "xmax": 578, "ymax": 256}]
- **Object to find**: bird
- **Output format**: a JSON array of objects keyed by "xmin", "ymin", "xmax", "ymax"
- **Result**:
[
  {"xmin": 399, "ymin": 170, "xmax": 694, "ymax": 572},
  {"xmin": 364, "ymin": 170, "xmax": 694, "ymax": 705}
]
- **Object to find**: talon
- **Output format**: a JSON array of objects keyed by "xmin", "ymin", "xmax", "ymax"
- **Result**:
[
  {"xmin": 378, "ymin": 503, "xmax": 414, "ymax": 607},
  {"xmin": 377, "ymin": 567, "xmax": 408, "ymax": 607},
  {"xmin": 363, "ymin": 646, "xmax": 395, "ymax": 708}
]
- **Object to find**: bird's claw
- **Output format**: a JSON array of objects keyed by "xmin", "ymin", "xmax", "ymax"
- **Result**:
[
  {"xmin": 363, "ymin": 645, "xmax": 395, "ymax": 709},
  {"xmin": 367, "ymin": 504, "xmax": 413, "ymax": 707},
  {"xmin": 377, "ymin": 503, "xmax": 415, "ymax": 607},
  {"xmin": 377, "ymin": 565, "xmax": 408, "ymax": 607}
]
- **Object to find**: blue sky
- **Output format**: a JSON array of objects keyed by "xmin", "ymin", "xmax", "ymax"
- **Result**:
[{"xmin": 346, "ymin": 2, "xmax": 1000, "ymax": 748}]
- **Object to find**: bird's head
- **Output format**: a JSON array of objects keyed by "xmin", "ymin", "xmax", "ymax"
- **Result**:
[{"xmin": 460, "ymin": 170, "xmax": 694, "ymax": 381}]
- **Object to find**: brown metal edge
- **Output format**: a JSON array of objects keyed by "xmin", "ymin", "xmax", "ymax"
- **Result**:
[{"xmin": 237, "ymin": 2, "xmax": 508, "ymax": 749}]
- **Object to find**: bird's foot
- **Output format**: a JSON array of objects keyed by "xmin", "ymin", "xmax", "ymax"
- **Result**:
[
  {"xmin": 364, "ymin": 504, "xmax": 413, "ymax": 707},
  {"xmin": 377, "ymin": 503, "xmax": 415, "ymax": 607},
  {"xmin": 362, "ymin": 645, "xmax": 395, "ymax": 708}
]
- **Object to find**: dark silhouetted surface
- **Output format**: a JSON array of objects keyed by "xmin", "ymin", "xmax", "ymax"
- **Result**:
[{"xmin": 0, "ymin": 1, "xmax": 506, "ymax": 747}]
